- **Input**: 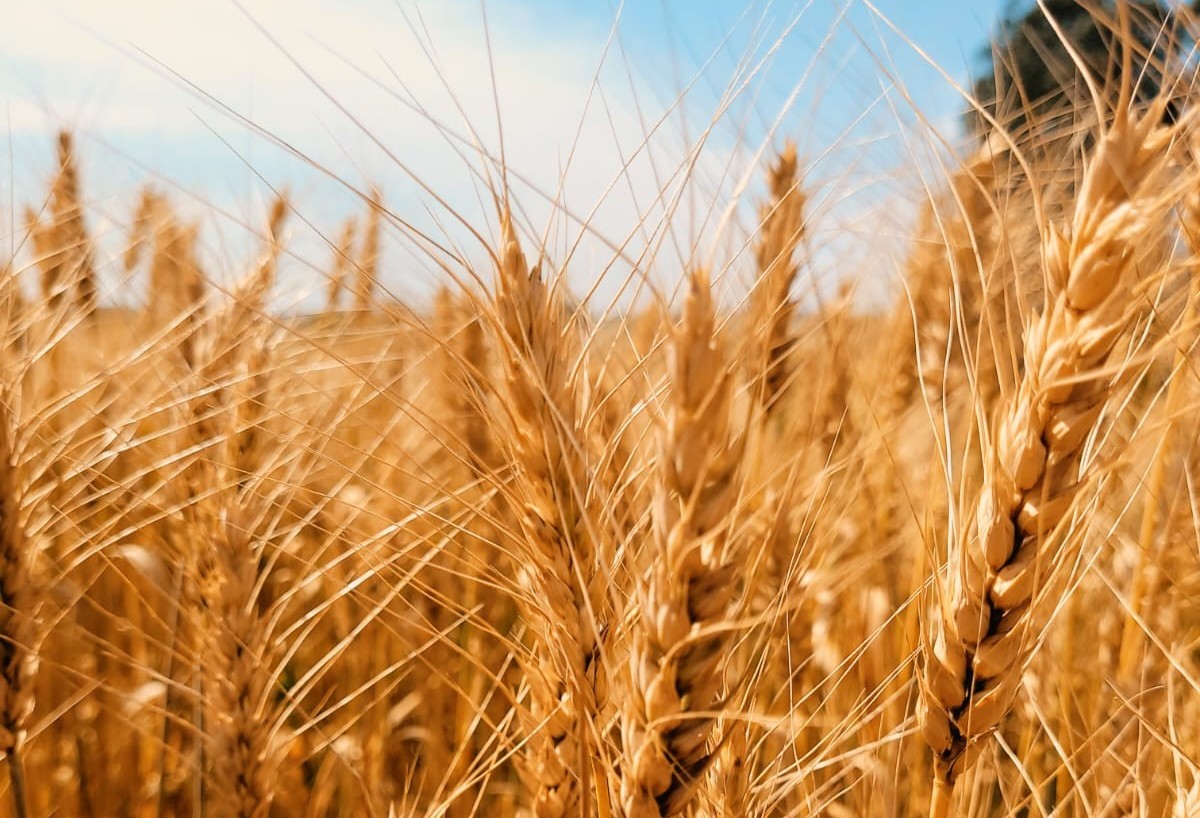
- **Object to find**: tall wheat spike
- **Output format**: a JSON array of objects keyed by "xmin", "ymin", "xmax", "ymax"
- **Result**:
[
  {"xmin": 26, "ymin": 133, "xmax": 97, "ymax": 318},
  {"xmin": 620, "ymin": 268, "xmax": 742, "ymax": 818},
  {"xmin": 491, "ymin": 211, "xmax": 607, "ymax": 818},
  {"xmin": 919, "ymin": 96, "xmax": 1180, "ymax": 813},
  {"xmin": 748, "ymin": 142, "xmax": 805, "ymax": 416},
  {"xmin": 200, "ymin": 504, "xmax": 285, "ymax": 818},
  {"xmin": 355, "ymin": 189, "xmax": 382, "ymax": 311},
  {"xmin": 326, "ymin": 217, "xmax": 357, "ymax": 310}
]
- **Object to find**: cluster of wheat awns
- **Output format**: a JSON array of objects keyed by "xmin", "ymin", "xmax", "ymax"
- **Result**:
[{"xmin": 3, "ymin": 8, "xmax": 1200, "ymax": 818}]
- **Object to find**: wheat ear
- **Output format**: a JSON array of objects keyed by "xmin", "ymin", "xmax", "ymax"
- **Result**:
[
  {"xmin": 621, "ymin": 268, "xmax": 742, "ymax": 818},
  {"xmin": 748, "ymin": 142, "xmax": 805, "ymax": 415},
  {"xmin": 918, "ymin": 101, "xmax": 1178, "ymax": 797},
  {"xmin": 200, "ymin": 504, "xmax": 285, "ymax": 818},
  {"xmin": 326, "ymin": 217, "xmax": 357, "ymax": 310},
  {"xmin": 51, "ymin": 132, "xmax": 97, "ymax": 317},
  {"xmin": 492, "ymin": 211, "xmax": 606, "ymax": 818},
  {"xmin": 354, "ymin": 188, "xmax": 382, "ymax": 311},
  {"xmin": 24, "ymin": 133, "xmax": 98, "ymax": 319}
]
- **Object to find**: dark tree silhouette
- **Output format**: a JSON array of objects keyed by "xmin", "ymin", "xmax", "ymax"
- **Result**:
[{"xmin": 967, "ymin": 0, "xmax": 1193, "ymax": 140}]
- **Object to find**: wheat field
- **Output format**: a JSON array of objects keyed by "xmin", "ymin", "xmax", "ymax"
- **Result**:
[{"xmin": 3, "ymin": 2, "xmax": 1200, "ymax": 817}]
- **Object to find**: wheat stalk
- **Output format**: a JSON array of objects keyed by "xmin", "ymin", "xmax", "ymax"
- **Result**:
[{"xmin": 0, "ymin": 390, "xmax": 37, "ymax": 818}]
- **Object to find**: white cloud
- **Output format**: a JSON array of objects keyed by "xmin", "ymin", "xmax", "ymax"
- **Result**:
[
  {"xmin": 5, "ymin": 0, "xmax": 762, "ymax": 309},
  {"xmin": 0, "ymin": 0, "xmax": 933, "ymax": 312}
]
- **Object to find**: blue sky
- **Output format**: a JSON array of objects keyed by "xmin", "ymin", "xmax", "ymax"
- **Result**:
[{"xmin": 1, "ymin": 0, "xmax": 1016, "ymax": 309}]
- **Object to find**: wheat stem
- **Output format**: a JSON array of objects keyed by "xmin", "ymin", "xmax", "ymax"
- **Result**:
[
  {"xmin": 7, "ymin": 745, "xmax": 27, "ymax": 818},
  {"xmin": 929, "ymin": 778, "xmax": 952, "ymax": 818}
]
